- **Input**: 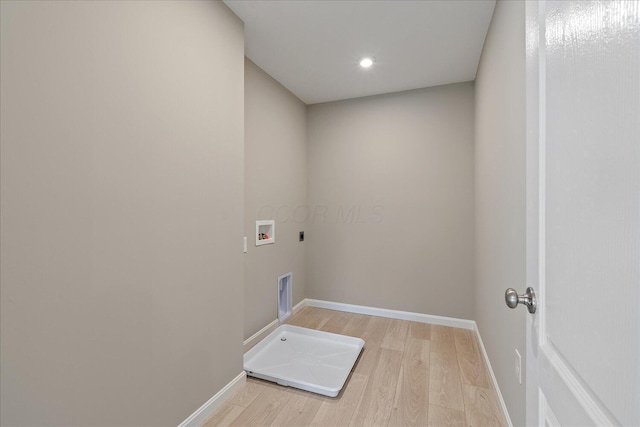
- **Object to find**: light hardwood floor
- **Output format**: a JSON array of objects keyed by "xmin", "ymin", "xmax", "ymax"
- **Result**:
[{"xmin": 203, "ymin": 307, "xmax": 505, "ymax": 427}]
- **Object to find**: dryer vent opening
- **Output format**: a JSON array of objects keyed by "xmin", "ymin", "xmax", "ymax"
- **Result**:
[{"xmin": 278, "ymin": 273, "xmax": 292, "ymax": 322}]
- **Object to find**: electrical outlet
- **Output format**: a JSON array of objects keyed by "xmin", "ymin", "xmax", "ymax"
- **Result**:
[{"xmin": 515, "ymin": 349, "xmax": 522, "ymax": 384}]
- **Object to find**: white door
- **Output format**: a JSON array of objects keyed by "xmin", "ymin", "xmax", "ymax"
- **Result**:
[{"xmin": 524, "ymin": 1, "xmax": 639, "ymax": 426}]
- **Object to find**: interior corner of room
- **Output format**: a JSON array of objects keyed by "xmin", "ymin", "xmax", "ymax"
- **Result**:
[{"xmin": 2, "ymin": 0, "xmax": 638, "ymax": 426}]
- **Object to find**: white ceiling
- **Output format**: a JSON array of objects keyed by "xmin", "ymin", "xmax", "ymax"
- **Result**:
[{"xmin": 224, "ymin": 0, "xmax": 496, "ymax": 105}]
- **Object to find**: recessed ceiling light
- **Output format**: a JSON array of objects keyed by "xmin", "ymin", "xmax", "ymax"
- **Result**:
[{"xmin": 359, "ymin": 57, "xmax": 373, "ymax": 68}]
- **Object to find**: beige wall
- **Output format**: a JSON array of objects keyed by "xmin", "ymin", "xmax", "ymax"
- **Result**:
[
  {"xmin": 244, "ymin": 59, "xmax": 307, "ymax": 339},
  {"xmin": 306, "ymin": 83, "xmax": 475, "ymax": 319},
  {"xmin": 474, "ymin": 0, "xmax": 526, "ymax": 425},
  {"xmin": 0, "ymin": 2, "xmax": 244, "ymax": 426}
]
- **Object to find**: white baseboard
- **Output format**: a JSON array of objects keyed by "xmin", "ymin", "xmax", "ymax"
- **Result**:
[
  {"xmin": 305, "ymin": 298, "xmax": 475, "ymax": 330},
  {"xmin": 291, "ymin": 298, "xmax": 308, "ymax": 313},
  {"xmin": 177, "ymin": 371, "xmax": 246, "ymax": 427},
  {"xmin": 473, "ymin": 323, "xmax": 513, "ymax": 427},
  {"xmin": 242, "ymin": 299, "xmax": 309, "ymax": 352},
  {"xmin": 243, "ymin": 319, "xmax": 279, "ymax": 352}
]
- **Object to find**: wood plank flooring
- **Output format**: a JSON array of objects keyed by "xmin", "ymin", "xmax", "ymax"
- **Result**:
[{"xmin": 203, "ymin": 307, "xmax": 506, "ymax": 427}]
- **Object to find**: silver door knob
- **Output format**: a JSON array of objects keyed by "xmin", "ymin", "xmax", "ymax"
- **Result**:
[{"xmin": 505, "ymin": 287, "xmax": 537, "ymax": 313}]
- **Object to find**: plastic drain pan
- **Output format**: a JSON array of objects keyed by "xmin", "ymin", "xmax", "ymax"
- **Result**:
[{"xmin": 243, "ymin": 324, "xmax": 365, "ymax": 397}]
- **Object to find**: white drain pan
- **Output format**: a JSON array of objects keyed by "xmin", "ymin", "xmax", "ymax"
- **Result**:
[{"xmin": 244, "ymin": 325, "xmax": 365, "ymax": 397}]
